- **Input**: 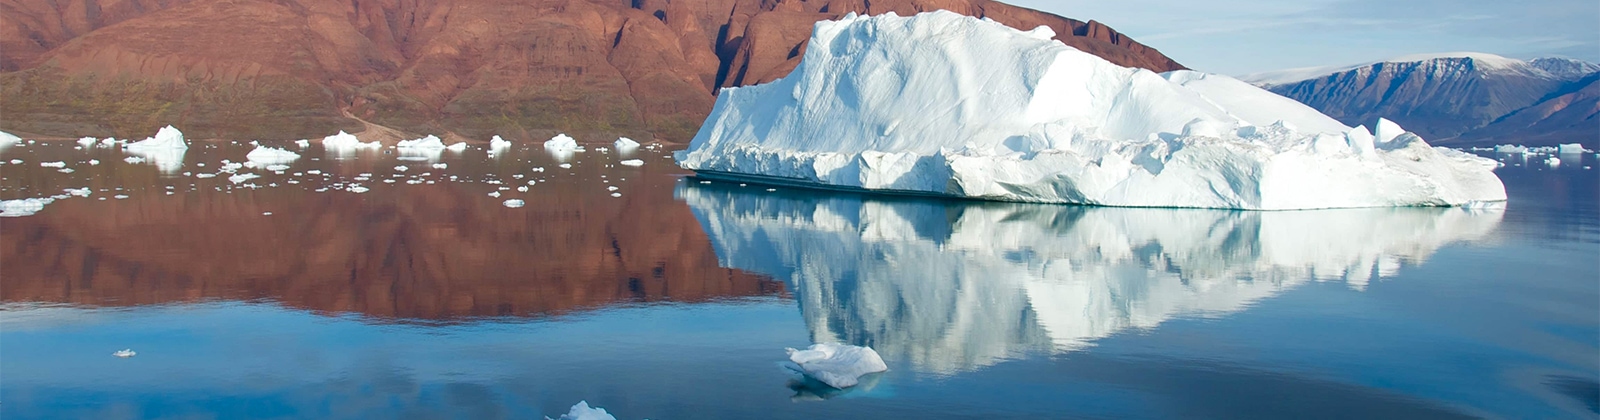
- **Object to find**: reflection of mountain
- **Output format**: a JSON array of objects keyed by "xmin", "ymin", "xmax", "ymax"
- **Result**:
[
  {"xmin": 678, "ymin": 183, "xmax": 1504, "ymax": 374},
  {"xmin": 0, "ymin": 177, "xmax": 782, "ymax": 320}
]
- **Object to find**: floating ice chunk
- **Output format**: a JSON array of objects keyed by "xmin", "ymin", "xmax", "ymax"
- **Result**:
[
  {"xmin": 545, "ymin": 401, "xmax": 616, "ymax": 420},
  {"xmin": 490, "ymin": 135, "xmax": 512, "ymax": 151},
  {"xmin": 58, "ymin": 168, "xmax": 74, "ymax": 173},
  {"xmin": 607, "ymin": 186, "xmax": 619, "ymax": 191},
  {"xmin": 64, "ymin": 188, "xmax": 91, "ymax": 197},
  {"xmin": 619, "ymin": 159, "xmax": 644, "ymax": 167},
  {"xmin": 0, "ymin": 198, "xmax": 54, "ymax": 217},
  {"xmin": 0, "ymin": 131, "xmax": 19, "ymax": 150},
  {"xmin": 785, "ymin": 343, "xmax": 888, "ymax": 389},
  {"xmin": 614, "ymin": 137, "xmax": 640, "ymax": 150},
  {"xmin": 503, "ymin": 199, "xmax": 525, "ymax": 208},
  {"xmin": 398, "ymin": 135, "xmax": 447, "ymax": 150},
  {"xmin": 1545, "ymin": 156, "xmax": 1561, "ymax": 167},
  {"xmin": 295, "ymin": 139, "xmax": 311, "ymax": 148},
  {"xmin": 124, "ymin": 126, "xmax": 188, "ymax": 173},
  {"xmin": 431, "ymin": 163, "xmax": 447, "ymax": 169},
  {"xmin": 487, "ymin": 191, "xmax": 501, "ymax": 198},
  {"xmin": 394, "ymin": 165, "xmax": 409, "ymax": 172},
  {"xmin": 559, "ymin": 163, "xmax": 573, "ymax": 169},
  {"xmin": 124, "ymin": 156, "xmax": 146, "ymax": 164},
  {"xmin": 89, "ymin": 159, "xmax": 100, "ymax": 165},
  {"xmin": 676, "ymin": 11, "xmax": 1504, "ymax": 210},
  {"xmin": 113, "ymin": 349, "xmax": 136, "ymax": 358},
  {"xmin": 348, "ymin": 185, "xmax": 370, "ymax": 193},
  {"xmin": 322, "ymin": 131, "xmax": 382, "ymax": 156},
  {"xmin": 545, "ymin": 133, "xmax": 578, "ymax": 152},
  {"xmin": 99, "ymin": 138, "xmax": 119, "ymax": 147},
  {"xmin": 517, "ymin": 186, "xmax": 529, "ymax": 192},
  {"xmin": 113, "ymin": 194, "xmax": 129, "ymax": 199},
  {"xmin": 77, "ymin": 136, "xmax": 98, "ymax": 147},
  {"xmin": 446, "ymin": 142, "xmax": 468, "ymax": 152},
  {"xmin": 1558, "ymin": 143, "xmax": 1586, "ymax": 154},
  {"xmin": 40, "ymin": 161, "xmax": 66, "ymax": 168},
  {"xmin": 196, "ymin": 173, "xmax": 217, "ymax": 179},
  {"xmin": 265, "ymin": 164, "xmax": 290, "ymax": 172},
  {"xmin": 246, "ymin": 146, "xmax": 301, "ymax": 166},
  {"xmin": 610, "ymin": 192, "xmax": 621, "ymax": 198},
  {"xmin": 1494, "ymin": 144, "xmax": 1530, "ymax": 154},
  {"xmin": 228, "ymin": 173, "xmax": 260, "ymax": 184}
]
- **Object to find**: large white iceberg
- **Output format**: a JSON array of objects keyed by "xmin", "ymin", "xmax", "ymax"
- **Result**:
[
  {"xmin": 322, "ymin": 131, "xmax": 381, "ymax": 158},
  {"xmin": 675, "ymin": 11, "xmax": 1506, "ymax": 210},
  {"xmin": 785, "ymin": 343, "xmax": 888, "ymax": 389}
]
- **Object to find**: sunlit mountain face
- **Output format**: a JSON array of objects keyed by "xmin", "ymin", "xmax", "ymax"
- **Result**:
[{"xmin": 679, "ymin": 181, "xmax": 1504, "ymax": 374}]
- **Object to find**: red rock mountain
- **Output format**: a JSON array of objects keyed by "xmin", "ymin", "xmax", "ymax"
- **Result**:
[{"xmin": 0, "ymin": 0, "xmax": 1183, "ymax": 141}]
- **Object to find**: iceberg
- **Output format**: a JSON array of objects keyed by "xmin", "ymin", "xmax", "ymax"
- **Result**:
[
  {"xmin": 1, "ymin": 198, "xmax": 55, "ymax": 217},
  {"xmin": 77, "ymin": 136, "xmax": 98, "ymax": 147},
  {"xmin": 245, "ymin": 146, "xmax": 301, "ymax": 166},
  {"xmin": 490, "ymin": 135, "xmax": 512, "ymax": 152},
  {"xmin": 545, "ymin": 401, "xmax": 616, "ymax": 420},
  {"xmin": 124, "ymin": 126, "xmax": 188, "ymax": 173},
  {"xmin": 547, "ymin": 133, "xmax": 579, "ymax": 156},
  {"xmin": 619, "ymin": 159, "xmax": 644, "ymax": 167},
  {"xmin": 1558, "ymin": 143, "xmax": 1586, "ymax": 154},
  {"xmin": 675, "ymin": 11, "xmax": 1505, "ymax": 210},
  {"xmin": 614, "ymin": 137, "xmax": 640, "ymax": 150},
  {"xmin": 0, "ymin": 131, "xmax": 18, "ymax": 150},
  {"xmin": 785, "ymin": 343, "xmax": 888, "ymax": 389},
  {"xmin": 322, "ymin": 131, "xmax": 381, "ymax": 157},
  {"xmin": 113, "ymin": 349, "xmax": 137, "ymax": 358}
]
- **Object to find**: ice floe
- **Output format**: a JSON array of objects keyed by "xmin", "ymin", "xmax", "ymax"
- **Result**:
[
  {"xmin": 619, "ymin": 159, "xmax": 644, "ymax": 167},
  {"xmin": 246, "ymin": 146, "xmax": 301, "ymax": 166},
  {"xmin": 675, "ymin": 11, "xmax": 1506, "ymax": 210},
  {"xmin": 0, "ymin": 198, "xmax": 54, "ymax": 217},
  {"xmin": 113, "ymin": 349, "xmax": 137, "ymax": 358},
  {"xmin": 786, "ymin": 343, "xmax": 888, "ymax": 389}
]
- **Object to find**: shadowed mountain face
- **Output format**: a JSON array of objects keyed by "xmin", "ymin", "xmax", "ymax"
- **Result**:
[
  {"xmin": 0, "ymin": 150, "xmax": 783, "ymax": 320},
  {"xmin": 0, "ymin": 0, "xmax": 1183, "ymax": 142},
  {"xmin": 1261, "ymin": 56, "xmax": 1598, "ymax": 148}
]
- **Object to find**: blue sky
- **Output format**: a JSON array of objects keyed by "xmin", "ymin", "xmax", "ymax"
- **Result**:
[{"xmin": 1008, "ymin": 0, "xmax": 1600, "ymax": 75}]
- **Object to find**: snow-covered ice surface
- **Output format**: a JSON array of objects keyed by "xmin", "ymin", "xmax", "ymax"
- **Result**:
[
  {"xmin": 786, "ymin": 343, "xmax": 888, "ymax": 389},
  {"xmin": 676, "ymin": 11, "xmax": 1506, "ymax": 210}
]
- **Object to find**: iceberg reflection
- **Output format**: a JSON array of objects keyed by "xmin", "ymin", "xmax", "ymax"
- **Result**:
[{"xmin": 677, "ymin": 182, "xmax": 1504, "ymax": 374}]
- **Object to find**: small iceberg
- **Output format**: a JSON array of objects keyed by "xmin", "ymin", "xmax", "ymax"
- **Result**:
[
  {"xmin": 546, "ymin": 401, "xmax": 616, "ymax": 420},
  {"xmin": 614, "ymin": 137, "xmax": 640, "ymax": 150},
  {"xmin": 490, "ymin": 135, "xmax": 513, "ymax": 151},
  {"xmin": 785, "ymin": 343, "xmax": 888, "ymax": 389},
  {"xmin": 503, "ymin": 199, "xmax": 526, "ymax": 208},
  {"xmin": 619, "ymin": 159, "xmax": 644, "ymax": 167},
  {"xmin": 1558, "ymin": 143, "xmax": 1586, "ymax": 154},
  {"xmin": 113, "ymin": 349, "xmax": 137, "ymax": 358},
  {"xmin": 322, "ymin": 131, "xmax": 381, "ymax": 157},
  {"xmin": 1, "ymin": 198, "xmax": 55, "ymax": 217},
  {"xmin": 124, "ymin": 126, "xmax": 188, "ymax": 173},
  {"xmin": 246, "ymin": 146, "xmax": 301, "ymax": 166},
  {"xmin": 545, "ymin": 133, "xmax": 578, "ymax": 152}
]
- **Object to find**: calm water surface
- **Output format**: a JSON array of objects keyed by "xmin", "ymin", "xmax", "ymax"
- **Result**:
[{"xmin": 0, "ymin": 140, "xmax": 1595, "ymax": 419}]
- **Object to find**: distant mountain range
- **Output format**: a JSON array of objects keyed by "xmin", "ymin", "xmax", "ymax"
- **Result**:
[
  {"xmin": 1242, "ymin": 53, "xmax": 1598, "ymax": 148},
  {"xmin": 0, "ymin": 0, "xmax": 1183, "ymax": 142}
]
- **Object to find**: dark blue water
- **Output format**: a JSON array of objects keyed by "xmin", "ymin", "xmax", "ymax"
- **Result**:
[{"xmin": 1, "ymin": 142, "xmax": 1595, "ymax": 419}]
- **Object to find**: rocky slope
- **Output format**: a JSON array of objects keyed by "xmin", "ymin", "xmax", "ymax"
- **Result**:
[
  {"xmin": 1246, "ymin": 53, "xmax": 1598, "ymax": 147},
  {"xmin": 0, "ymin": 0, "xmax": 1184, "ymax": 142}
]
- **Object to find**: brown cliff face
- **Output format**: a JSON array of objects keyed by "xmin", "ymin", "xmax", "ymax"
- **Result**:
[
  {"xmin": 0, "ymin": 152, "xmax": 783, "ymax": 320},
  {"xmin": 0, "ymin": 0, "xmax": 1184, "ymax": 142}
]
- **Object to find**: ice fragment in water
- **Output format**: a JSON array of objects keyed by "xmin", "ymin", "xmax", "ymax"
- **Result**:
[{"xmin": 785, "ymin": 343, "xmax": 888, "ymax": 389}]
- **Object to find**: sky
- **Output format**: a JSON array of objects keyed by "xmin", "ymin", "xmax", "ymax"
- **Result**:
[{"xmin": 1007, "ymin": 0, "xmax": 1600, "ymax": 76}]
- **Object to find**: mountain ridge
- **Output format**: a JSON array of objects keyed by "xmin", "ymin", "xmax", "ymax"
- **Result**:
[
  {"xmin": 0, "ymin": 0, "xmax": 1185, "ymax": 142},
  {"xmin": 1251, "ymin": 53, "xmax": 1598, "ymax": 147}
]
